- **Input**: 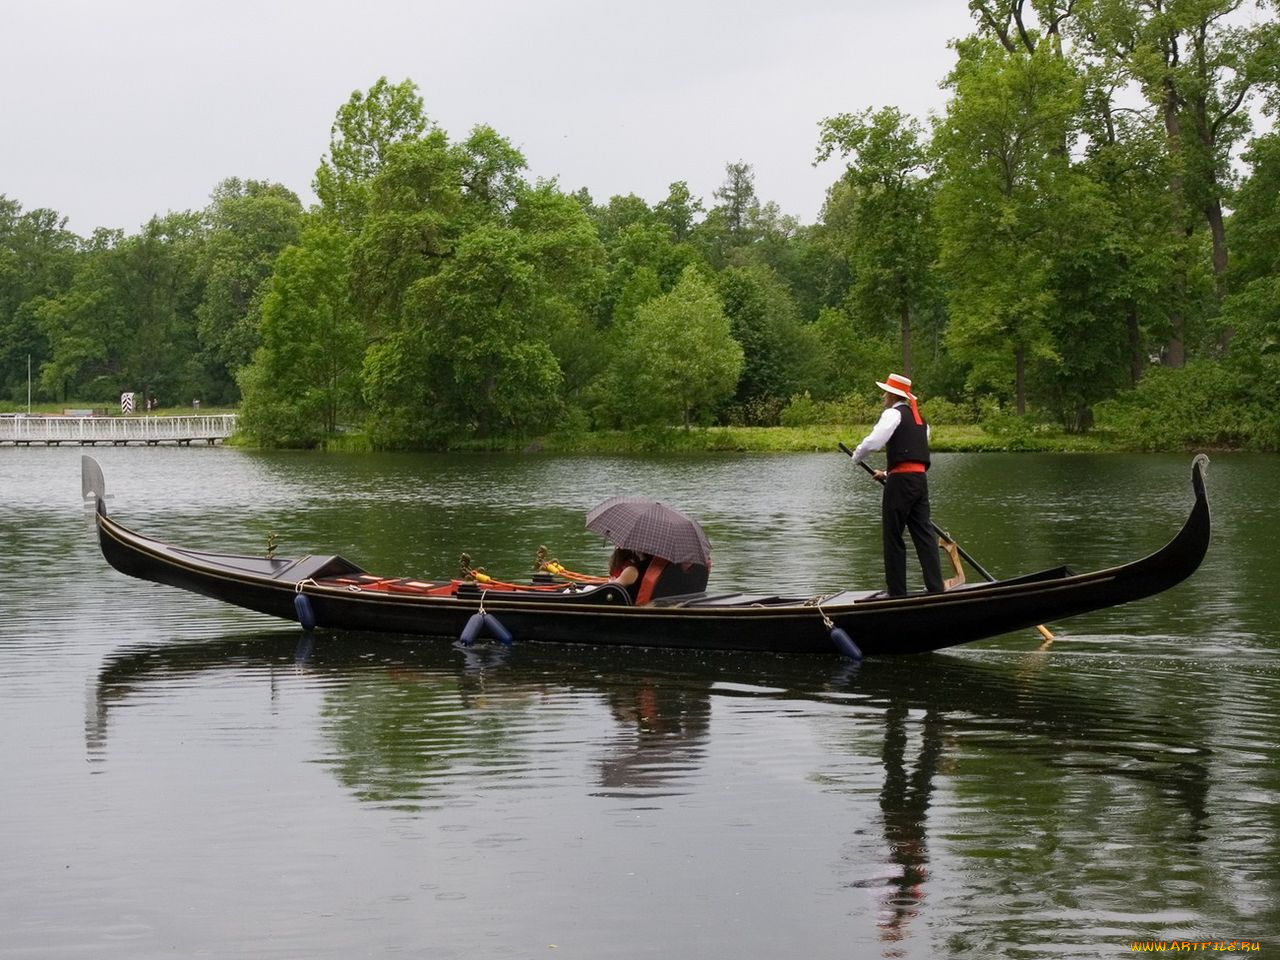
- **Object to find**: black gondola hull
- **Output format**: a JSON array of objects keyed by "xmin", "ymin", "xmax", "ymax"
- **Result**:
[{"xmin": 88, "ymin": 457, "xmax": 1212, "ymax": 657}]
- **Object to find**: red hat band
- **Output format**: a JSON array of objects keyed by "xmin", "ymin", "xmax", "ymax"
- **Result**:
[
  {"xmin": 877, "ymin": 373, "xmax": 922, "ymax": 425},
  {"xmin": 885, "ymin": 375, "xmax": 913, "ymax": 397}
]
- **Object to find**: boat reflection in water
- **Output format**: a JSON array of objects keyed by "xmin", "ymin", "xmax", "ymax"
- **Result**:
[{"xmin": 88, "ymin": 635, "xmax": 1211, "ymax": 948}]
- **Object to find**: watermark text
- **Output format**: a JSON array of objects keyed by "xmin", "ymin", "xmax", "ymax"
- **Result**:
[{"xmin": 1130, "ymin": 943, "xmax": 1261, "ymax": 953}]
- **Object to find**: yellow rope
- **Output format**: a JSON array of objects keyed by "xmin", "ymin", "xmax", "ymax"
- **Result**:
[{"xmin": 541, "ymin": 560, "xmax": 608, "ymax": 584}]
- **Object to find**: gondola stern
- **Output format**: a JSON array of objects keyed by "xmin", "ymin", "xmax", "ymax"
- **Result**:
[
  {"xmin": 1087, "ymin": 454, "xmax": 1211, "ymax": 602},
  {"xmin": 1170, "ymin": 453, "xmax": 1213, "ymax": 586},
  {"xmin": 1191, "ymin": 454, "xmax": 1209, "ymax": 510}
]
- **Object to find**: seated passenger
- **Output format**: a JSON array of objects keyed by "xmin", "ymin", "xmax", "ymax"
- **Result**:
[{"xmin": 608, "ymin": 549, "xmax": 651, "ymax": 603}]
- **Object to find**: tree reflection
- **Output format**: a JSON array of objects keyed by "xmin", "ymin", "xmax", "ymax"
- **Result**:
[
  {"xmin": 89, "ymin": 635, "xmax": 718, "ymax": 807},
  {"xmin": 90, "ymin": 634, "xmax": 1217, "ymax": 950}
]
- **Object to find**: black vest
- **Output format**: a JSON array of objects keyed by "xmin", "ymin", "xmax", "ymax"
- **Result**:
[{"xmin": 885, "ymin": 402, "xmax": 930, "ymax": 469}]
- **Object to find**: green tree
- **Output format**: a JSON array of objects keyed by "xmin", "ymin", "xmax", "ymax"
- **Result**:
[
  {"xmin": 1070, "ymin": 0, "xmax": 1279, "ymax": 358},
  {"xmin": 713, "ymin": 161, "xmax": 757, "ymax": 238},
  {"xmin": 654, "ymin": 181, "xmax": 703, "ymax": 242},
  {"xmin": 313, "ymin": 77, "xmax": 429, "ymax": 232},
  {"xmin": 362, "ymin": 225, "xmax": 552, "ymax": 445},
  {"xmin": 816, "ymin": 106, "xmax": 939, "ymax": 375},
  {"xmin": 1075, "ymin": 90, "xmax": 1184, "ymax": 387},
  {"xmin": 348, "ymin": 130, "xmax": 465, "ymax": 337},
  {"xmin": 1025, "ymin": 169, "xmax": 1141, "ymax": 429},
  {"xmin": 195, "ymin": 178, "xmax": 304, "ymax": 402},
  {"xmin": 694, "ymin": 161, "xmax": 762, "ymax": 268},
  {"xmin": 620, "ymin": 266, "xmax": 744, "ymax": 427},
  {"xmin": 362, "ymin": 180, "xmax": 604, "ymax": 446},
  {"xmin": 717, "ymin": 263, "xmax": 818, "ymax": 424},
  {"xmin": 934, "ymin": 38, "xmax": 1086, "ymax": 415},
  {"xmin": 1227, "ymin": 132, "xmax": 1280, "ymax": 302},
  {"xmin": 807, "ymin": 303, "xmax": 899, "ymax": 403},
  {"xmin": 968, "ymin": 0, "xmax": 1077, "ymax": 57},
  {"xmin": 457, "ymin": 124, "xmax": 527, "ymax": 217},
  {"xmin": 800, "ymin": 181, "xmax": 861, "ymax": 326},
  {"xmin": 37, "ymin": 214, "xmax": 204, "ymax": 404},
  {"xmin": 1219, "ymin": 132, "xmax": 1280, "ymax": 445},
  {"xmin": 513, "ymin": 181, "xmax": 609, "ymax": 426},
  {"xmin": 238, "ymin": 223, "xmax": 363, "ymax": 445},
  {"xmin": 590, "ymin": 193, "xmax": 654, "ymax": 248},
  {"xmin": 0, "ymin": 197, "xmax": 79, "ymax": 401},
  {"xmin": 32, "ymin": 230, "xmax": 123, "ymax": 403},
  {"xmin": 598, "ymin": 217, "xmax": 703, "ymax": 326}
]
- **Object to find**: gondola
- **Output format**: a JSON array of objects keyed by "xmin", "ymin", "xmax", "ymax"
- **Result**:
[{"xmin": 81, "ymin": 455, "xmax": 1211, "ymax": 658}]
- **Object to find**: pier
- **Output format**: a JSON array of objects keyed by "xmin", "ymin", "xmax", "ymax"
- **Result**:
[{"xmin": 0, "ymin": 414, "xmax": 237, "ymax": 446}]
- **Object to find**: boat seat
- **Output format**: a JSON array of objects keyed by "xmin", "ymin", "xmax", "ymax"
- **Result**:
[
  {"xmin": 817, "ymin": 590, "xmax": 882, "ymax": 605},
  {"xmin": 682, "ymin": 593, "xmax": 783, "ymax": 607},
  {"xmin": 636, "ymin": 560, "xmax": 711, "ymax": 604},
  {"xmin": 648, "ymin": 591, "xmax": 711, "ymax": 607}
]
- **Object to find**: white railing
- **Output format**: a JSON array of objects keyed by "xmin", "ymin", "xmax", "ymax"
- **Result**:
[{"xmin": 0, "ymin": 414, "xmax": 238, "ymax": 445}]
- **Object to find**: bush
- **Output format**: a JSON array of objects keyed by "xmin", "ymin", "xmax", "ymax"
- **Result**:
[
  {"xmin": 832, "ymin": 392, "xmax": 885, "ymax": 424},
  {"xmin": 236, "ymin": 400, "xmax": 323, "ymax": 448},
  {"xmin": 918, "ymin": 396, "xmax": 977, "ymax": 425},
  {"xmin": 779, "ymin": 390, "xmax": 973, "ymax": 428},
  {"xmin": 779, "ymin": 391, "xmax": 824, "ymax": 427},
  {"xmin": 1093, "ymin": 360, "xmax": 1274, "ymax": 450},
  {"xmin": 723, "ymin": 396, "xmax": 787, "ymax": 427}
]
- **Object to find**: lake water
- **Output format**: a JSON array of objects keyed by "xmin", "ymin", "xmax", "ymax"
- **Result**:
[{"xmin": 1, "ymin": 446, "xmax": 1276, "ymax": 958}]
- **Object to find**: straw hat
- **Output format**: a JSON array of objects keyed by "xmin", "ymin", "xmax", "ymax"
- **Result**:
[{"xmin": 875, "ymin": 373, "xmax": 915, "ymax": 399}]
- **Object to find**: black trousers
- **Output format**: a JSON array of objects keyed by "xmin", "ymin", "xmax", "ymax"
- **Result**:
[{"xmin": 882, "ymin": 472, "xmax": 945, "ymax": 596}]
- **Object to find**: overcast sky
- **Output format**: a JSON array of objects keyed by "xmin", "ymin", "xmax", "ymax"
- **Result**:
[{"xmin": 3, "ymin": 0, "xmax": 977, "ymax": 236}]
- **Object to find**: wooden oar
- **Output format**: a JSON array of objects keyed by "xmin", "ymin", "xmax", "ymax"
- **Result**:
[{"xmin": 837, "ymin": 441, "xmax": 1054, "ymax": 645}]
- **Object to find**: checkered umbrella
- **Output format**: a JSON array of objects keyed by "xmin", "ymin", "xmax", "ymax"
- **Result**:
[{"xmin": 585, "ymin": 496, "xmax": 712, "ymax": 567}]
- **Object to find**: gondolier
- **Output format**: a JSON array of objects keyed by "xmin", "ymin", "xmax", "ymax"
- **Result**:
[{"xmin": 848, "ymin": 373, "xmax": 945, "ymax": 597}]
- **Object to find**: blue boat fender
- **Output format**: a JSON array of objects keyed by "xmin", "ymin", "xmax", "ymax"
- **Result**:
[
  {"xmin": 829, "ymin": 625, "xmax": 862, "ymax": 661},
  {"xmin": 293, "ymin": 592, "xmax": 317, "ymax": 631},
  {"xmin": 459, "ymin": 611, "xmax": 486, "ymax": 646},
  {"xmin": 482, "ymin": 613, "xmax": 513, "ymax": 646},
  {"xmin": 817, "ymin": 603, "xmax": 861, "ymax": 661}
]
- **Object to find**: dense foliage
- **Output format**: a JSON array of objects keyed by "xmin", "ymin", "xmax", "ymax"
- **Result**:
[{"xmin": 4, "ymin": 3, "xmax": 1280, "ymax": 450}]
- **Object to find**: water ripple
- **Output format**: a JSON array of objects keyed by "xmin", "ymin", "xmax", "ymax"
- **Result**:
[{"xmin": 3, "ymin": 449, "xmax": 1279, "ymax": 959}]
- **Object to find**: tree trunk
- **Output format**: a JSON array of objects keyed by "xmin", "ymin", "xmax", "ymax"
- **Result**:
[
  {"xmin": 1205, "ymin": 196, "xmax": 1228, "ymax": 280},
  {"xmin": 1161, "ymin": 82, "xmax": 1188, "ymax": 369},
  {"xmin": 1205, "ymin": 196, "xmax": 1234, "ymax": 349},
  {"xmin": 899, "ymin": 305, "xmax": 912, "ymax": 375},
  {"xmin": 1127, "ymin": 305, "xmax": 1145, "ymax": 385},
  {"xmin": 1166, "ymin": 313, "xmax": 1186, "ymax": 368},
  {"xmin": 1014, "ymin": 346, "xmax": 1026, "ymax": 416}
]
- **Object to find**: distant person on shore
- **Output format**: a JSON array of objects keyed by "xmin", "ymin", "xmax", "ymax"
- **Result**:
[{"xmin": 847, "ymin": 373, "xmax": 944, "ymax": 597}]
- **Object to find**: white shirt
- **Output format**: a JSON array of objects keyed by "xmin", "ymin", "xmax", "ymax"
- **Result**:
[{"xmin": 851, "ymin": 402, "xmax": 930, "ymax": 465}]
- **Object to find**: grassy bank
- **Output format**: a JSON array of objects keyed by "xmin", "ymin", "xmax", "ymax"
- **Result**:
[
  {"xmin": 448, "ymin": 423, "xmax": 1119, "ymax": 454},
  {"xmin": 2, "ymin": 402, "xmax": 1126, "ymax": 453}
]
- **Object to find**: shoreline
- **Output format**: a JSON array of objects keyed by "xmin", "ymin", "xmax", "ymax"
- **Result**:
[
  {"xmin": 1, "ymin": 406, "xmax": 1240, "ymax": 453},
  {"xmin": 332, "ymin": 424, "xmax": 1145, "ymax": 455}
]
